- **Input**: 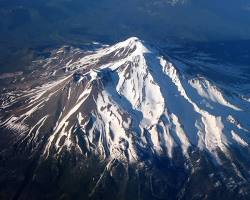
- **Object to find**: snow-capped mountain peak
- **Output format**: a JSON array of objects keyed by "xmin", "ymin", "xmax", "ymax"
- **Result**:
[
  {"xmin": 1, "ymin": 37, "xmax": 250, "ymax": 200},
  {"xmin": 1, "ymin": 37, "xmax": 249, "ymax": 164}
]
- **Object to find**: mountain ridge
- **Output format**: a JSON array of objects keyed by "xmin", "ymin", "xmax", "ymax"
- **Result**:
[{"xmin": 0, "ymin": 37, "xmax": 250, "ymax": 199}]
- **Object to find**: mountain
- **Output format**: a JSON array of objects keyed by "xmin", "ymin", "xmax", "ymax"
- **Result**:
[{"xmin": 0, "ymin": 37, "xmax": 250, "ymax": 200}]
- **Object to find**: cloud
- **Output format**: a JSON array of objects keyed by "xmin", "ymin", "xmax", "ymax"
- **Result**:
[{"xmin": 243, "ymin": 4, "xmax": 250, "ymax": 11}]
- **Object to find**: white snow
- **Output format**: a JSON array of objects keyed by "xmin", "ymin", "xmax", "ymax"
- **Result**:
[
  {"xmin": 231, "ymin": 130, "xmax": 248, "ymax": 147},
  {"xmin": 2, "ymin": 37, "xmax": 249, "ymax": 164}
]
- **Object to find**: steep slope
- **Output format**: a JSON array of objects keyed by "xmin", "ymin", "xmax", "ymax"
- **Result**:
[{"xmin": 0, "ymin": 37, "xmax": 250, "ymax": 200}]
